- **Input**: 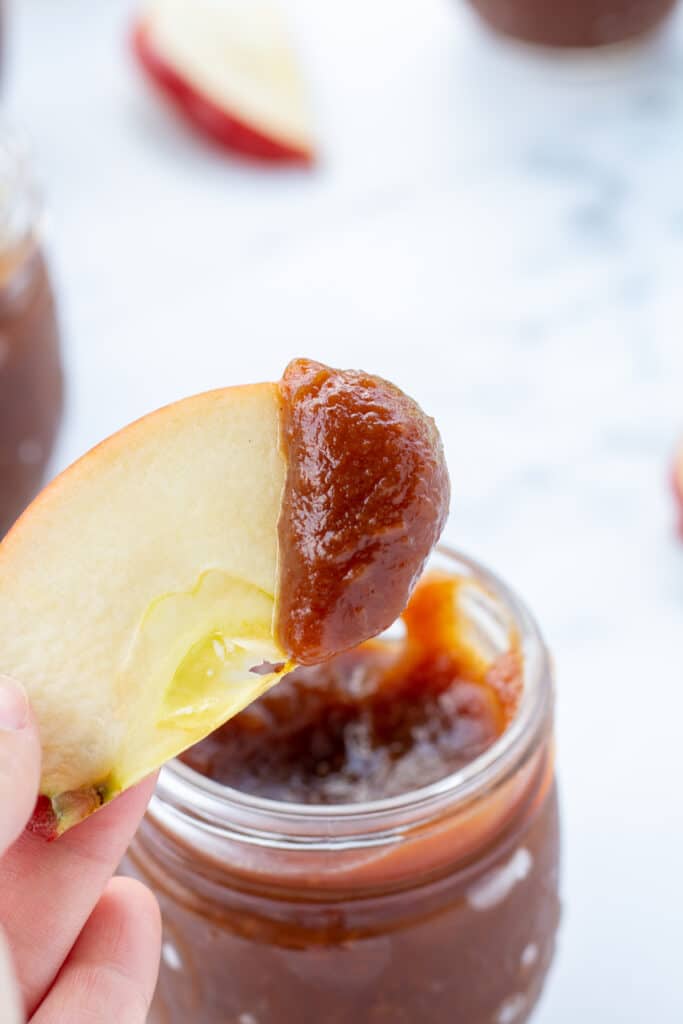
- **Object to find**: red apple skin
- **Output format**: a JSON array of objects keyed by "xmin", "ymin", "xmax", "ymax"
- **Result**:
[
  {"xmin": 673, "ymin": 445, "xmax": 683, "ymax": 539},
  {"xmin": 27, "ymin": 787, "xmax": 105, "ymax": 841},
  {"xmin": 27, "ymin": 796, "xmax": 59, "ymax": 842},
  {"xmin": 131, "ymin": 21, "xmax": 314, "ymax": 166}
]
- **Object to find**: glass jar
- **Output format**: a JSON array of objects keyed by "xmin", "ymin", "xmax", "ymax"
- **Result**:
[
  {"xmin": 0, "ymin": 131, "xmax": 63, "ymax": 537},
  {"xmin": 124, "ymin": 548, "xmax": 560, "ymax": 1024},
  {"xmin": 466, "ymin": 0, "xmax": 677, "ymax": 47}
]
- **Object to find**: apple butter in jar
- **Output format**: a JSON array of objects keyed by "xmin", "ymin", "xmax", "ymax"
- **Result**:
[
  {"xmin": 124, "ymin": 547, "xmax": 560, "ymax": 1024},
  {"xmin": 466, "ymin": 0, "xmax": 677, "ymax": 46},
  {"xmin": 0, "ymin": 131, "xmax": 63, "ymax": 537}
]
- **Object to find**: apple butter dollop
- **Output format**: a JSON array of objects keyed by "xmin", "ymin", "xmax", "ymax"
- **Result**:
[{"xmin": 275, "ymin": 359, "xmax": 450, "ymax": 665}]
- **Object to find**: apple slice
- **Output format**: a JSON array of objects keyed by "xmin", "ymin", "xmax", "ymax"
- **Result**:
[
  {"xmin": 132, "ymin": 0, "xmax": 315, "ymax": 164},
  {"xmin": 1, "ymin": 383, "xmax": 288, "ymax": 838},
  {"xmin": 0, "ymin": 359, "xmax": 448, "ymax": 837},
  {"xmin": 673, "ymin": 441, "xmax": 683, "ymax": 538}
]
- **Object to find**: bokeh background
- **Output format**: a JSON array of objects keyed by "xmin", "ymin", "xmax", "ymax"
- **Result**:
[{"xmin": 6, "ymin": 0, "xmax": 683, "ymax": 1019}]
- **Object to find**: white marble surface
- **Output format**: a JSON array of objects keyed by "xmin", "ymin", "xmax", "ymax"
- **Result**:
[{"xmin": 7, "ymin": 0, "xmax": 683, "ymax": 1020}]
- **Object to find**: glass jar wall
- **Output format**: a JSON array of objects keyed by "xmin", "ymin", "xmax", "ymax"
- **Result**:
[{"xmin": 0, "ymin": 131, "xmax": 63, "ymax": 537}]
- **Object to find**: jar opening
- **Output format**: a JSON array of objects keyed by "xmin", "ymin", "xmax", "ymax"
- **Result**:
[{"xmin": 152, "ymin": 546, "xmax": 553, "ymax": 848}]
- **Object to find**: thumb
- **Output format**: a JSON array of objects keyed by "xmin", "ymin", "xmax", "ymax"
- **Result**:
[{"xmin": 0, "ymin": 675, "xmax": 41, "ymax": 854}]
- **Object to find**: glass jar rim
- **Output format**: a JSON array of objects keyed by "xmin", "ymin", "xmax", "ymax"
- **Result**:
[{"xmin": 153, "ymin": 544, "xmax": 553, "ymax": 848}]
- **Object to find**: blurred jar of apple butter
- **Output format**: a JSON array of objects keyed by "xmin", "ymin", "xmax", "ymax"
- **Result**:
[
  {"xmin": 0, "ymin": 131, "xmax": 63, "ymax": 537},
  {"xmin": 124, "ymin": 548, "xmax": 560, "ymax": 1024},
  {"xmin": 467, "ymin": 0, "xmax": 677, "ymax": 46}
]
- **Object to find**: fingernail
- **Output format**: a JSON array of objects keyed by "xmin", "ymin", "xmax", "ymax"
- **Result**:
[{"xmin": 0, "ymin": 675, "xmax": 29, "ymax": 732}]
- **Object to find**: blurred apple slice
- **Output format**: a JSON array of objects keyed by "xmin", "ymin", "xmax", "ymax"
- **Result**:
[
  {"xmin": 133, "ymin": 0, "xmax": 315, "ymax": 164},
  {"xmin": 673, "ymin": 442, "xmax": 683, "ymax": 538}
]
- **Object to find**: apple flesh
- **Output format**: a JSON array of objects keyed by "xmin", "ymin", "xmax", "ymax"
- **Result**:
[
  {"xmin": 1, "ymin": 383, "xmax": 289, "ymax": 838},
  {"xmin": 132, "ymin": 0, "xmax": 315, "ymax": 164}
]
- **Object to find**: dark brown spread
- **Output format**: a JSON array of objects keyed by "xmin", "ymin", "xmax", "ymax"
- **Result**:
[
  {"xmin": 468, "ymin": 0, "xmax": 676, "ymax": 46},
  {"xmin": 275, "ymin": 359, "xmax": 450, "ymax": 666},
  {"xmin": 182, "ymin": 572, "xmax": 521, "ymax": 802}
]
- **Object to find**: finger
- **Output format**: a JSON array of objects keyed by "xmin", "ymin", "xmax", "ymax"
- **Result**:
[
  {"xmin": 0, "ymin": 930, "xmax": 23, "ymax": 1024},
  {"xmin": 32, "ymin": 877, "xmax": 161, "ymax": 1024},
  {"xmin": 0, "ymin": 773, "xmax": 157, "ymax": 1017},
  {"xmin": 0, "ymin": 675, "xmax": 41, "ymax": 855}
]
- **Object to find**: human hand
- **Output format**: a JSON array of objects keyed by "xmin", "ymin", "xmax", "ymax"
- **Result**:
[{"xmin": 0, "ymin": 674, "xmax": 161, "ymax": 1023}]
